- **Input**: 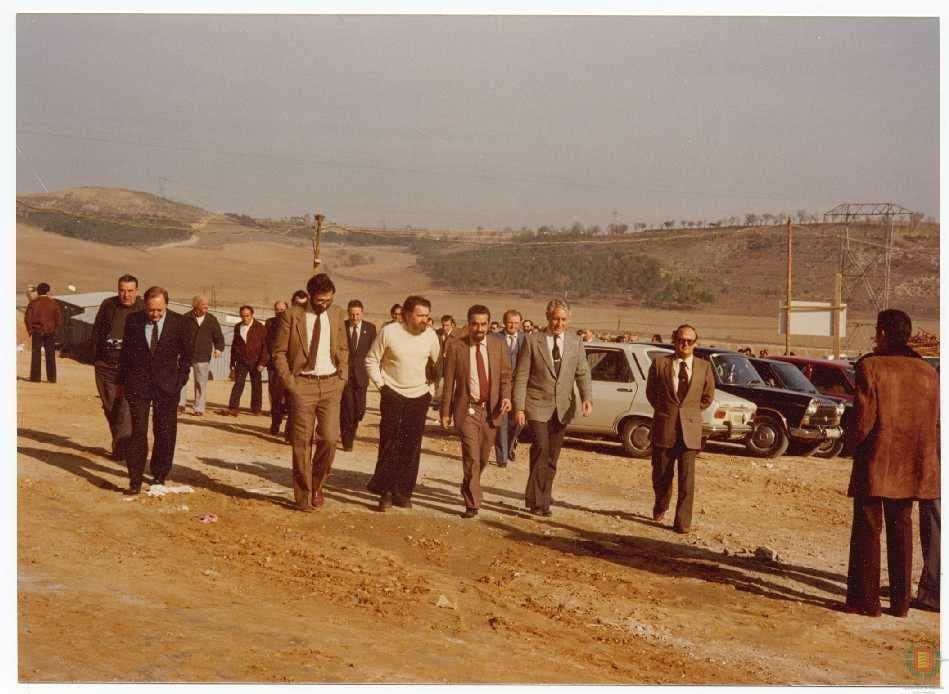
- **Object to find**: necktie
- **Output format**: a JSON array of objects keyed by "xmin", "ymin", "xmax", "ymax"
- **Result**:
[
  {"xmin": 149, "ymin": 320, "xmax": 159, "ymax": 353},
  {"xmin": 475, "ymin": 342, "xmax": 490, "ymax": 403},
  {"xmin": 677, "ymin": 360, "xmax": 689, "ymax": 402},
  {"xmin": 304, "ymin": 313, "xmax": 322, "ymax": 371},
  {"xmin": 351, "ymin": 325, "xmax": 358, "ymax": 351},
  {"xmin": 552, "ymin": 335, "xmax": 562, "ymax": 376}
]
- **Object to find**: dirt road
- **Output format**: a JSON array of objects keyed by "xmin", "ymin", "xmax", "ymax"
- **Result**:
[{"xmin": 17, "ymin": 354, "xmax": 939, "ymax": 684}]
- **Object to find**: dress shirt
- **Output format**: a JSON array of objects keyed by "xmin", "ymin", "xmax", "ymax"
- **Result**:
[
  {"xmin": 195, "ymin": 314, "xmax": 206, "ymax": 326},
  {"xmin": 239, "ymin": 322, "xmax": 250, "ymax": 342},
  {"xmin": 546, "ymin": 332, "xmax": 563, "ymax": 366},
  {"xmin": 468, "ymin": 340, "xmax": 489, "ymax": 402},
  {"xmin": 144, "ymin": 312, "xmax": 167, "ymax": 345},
  {"xmin": 301, "ymin": 310, "xmax": 335, "ymax": 376},
  {"xmin": 670, "ymin": 355, "xmax": 694, "ymax": 390}
]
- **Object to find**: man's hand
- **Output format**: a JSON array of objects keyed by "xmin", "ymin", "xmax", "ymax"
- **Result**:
[
  {"xmin": 515, "ymin": 410, "xmax": 526, "ymax": 427},
  {"xmin": 256, "ymin": 364, "xmax": 264, "ymax": 372},
  {"xmin": 212, "ymin": 349, "xmax": 221, "ymax": 359},
  {"xmin": 441, "ymin": 415, "xmax": 452, "ymax": 430},
  {"xmin": 581, "ymin": 400, "xmax": 593, "ymax": 417},
  {"xmin": 500, "ymin": 398, "xmax": 512, "ymax": 414}
]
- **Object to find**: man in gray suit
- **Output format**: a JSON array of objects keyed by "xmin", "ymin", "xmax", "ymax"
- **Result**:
[
  {"xmin": 645, "ymin": 324, "xmax": 716, "ymax": 534},
  {"xmin": 494, "ymin": 308, "xmax": 526, "ymax": 467},
  {"xmin": 513, "ymin": 298, "xmax": 593, "ymax": 516}
]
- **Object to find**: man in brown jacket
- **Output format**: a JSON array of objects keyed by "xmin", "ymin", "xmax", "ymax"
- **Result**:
[
  {"xmin": 227, "ymin": 305, "xmax": 268, "ymax": 416},
  {"xmin": 24, "ymin": 282, "xmax": 62, "ymax": 383},
  {"xmin": 271, "ymin": 274, "xmax": 349, "ymax": 511},
  {"xmin": 440, "ymin": 305, "xmax": 512, "ymax": 518},
  {"xmin": 844, "ymin": 309, "xmax": 940, "ymax": 617},
  {"xmin": 645, "ymin": 324, "xmax": 716, "ymax": 534}
]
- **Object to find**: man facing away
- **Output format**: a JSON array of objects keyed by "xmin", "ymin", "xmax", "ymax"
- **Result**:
[
  {"xmin": 844, "ymin": 308, "xmax": 940, "ymax": 617},
  {"xmin": 272, "ymin": 273, "xmax": 349, "ymax": 511},
  {"xmin": 264, "ymin": 300, "xmax": 289, "ymax": 435},
  {"xmin": 340, "ymin": 299, "xmax": 377, "ymax": 451},
  {"xmin": 513, "ymin": 298, "xmax": 593, "ymax": 517},
  {"xmin": 178, "ymin": 295, "xmax": 224, "ymax": 416},
  {"xmin": 228, "ymin": 305, "xmax": 268, "ymax": 416},
  {"xmin": 116, "ymin": 286, "xmax": 193, "ymax": 494},
  {"xmin": 24, "ymin": 282, "xmax": 61, "ymax": 383},
  {"xmin": 440, "ymin": 305, "xmax": 512, "ymax": 518},
  {"xmin": 366, "ymin": 295, "xmax": 441, "ymax": 511},
  {"xmin": 494, "ymin": 308, "xmax": 526, "ymax": 467},
  {"xmin": 90, "ymin": 274, "xmax": 143, "ymax": 459},
  {"xmin": 645, "ymin": 324, "xmax": 716, "ymax": 534}
]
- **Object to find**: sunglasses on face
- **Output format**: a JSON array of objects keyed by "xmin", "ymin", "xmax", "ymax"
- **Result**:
[{"xmin": 675, "ymin": 337, "xmax": 696, "ymax": 345}]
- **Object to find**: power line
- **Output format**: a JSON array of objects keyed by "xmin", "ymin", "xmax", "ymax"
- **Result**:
[{"xmin": 15, "ymin": 143, "xmax": 49, "ymax": 193}]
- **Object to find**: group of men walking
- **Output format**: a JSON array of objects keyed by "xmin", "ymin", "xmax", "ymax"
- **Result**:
[{"xmin": 29, "ymin": 272, "xmax": 940, "ymax": 618}]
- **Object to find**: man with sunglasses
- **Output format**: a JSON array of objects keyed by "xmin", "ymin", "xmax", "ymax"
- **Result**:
[{"xmin": 645, "ymin": 324, "xmax": 715, "ymax": 534}]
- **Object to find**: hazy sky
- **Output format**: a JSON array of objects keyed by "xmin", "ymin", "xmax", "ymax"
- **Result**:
[{"xmin": 15, "ymin": 14, "xmax": 939, "ymax": 228}]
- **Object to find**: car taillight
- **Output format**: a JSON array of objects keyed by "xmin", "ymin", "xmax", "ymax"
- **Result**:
[{"xmin": 714, "ymin": 409, "xmax": 727, "ymax": 419}]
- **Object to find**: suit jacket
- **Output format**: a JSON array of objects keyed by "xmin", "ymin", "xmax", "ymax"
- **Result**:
[
  {"xmin": 440, "ymin": 334, "xmax": 512, "ymax": 428},
  {"xmin": 25, "ymin": 295, "xmax": 62, "ymax": 335},
  {"xmin": 344, "ymin": 319, "xmax": 377, "ymax": 389},
  {"xmin": 513, "ymin": 328, "xmax": 593, "ymax": 425},
  {"xmin": 231, "ymin": 320, "xmax": 268, "ymax": 369},
  {"xmin": 497, "ymin": 330, "xmax": 526, "ymax": 370},
  {"xmin": 117, "ymin": 310, "xmax": 193, "ymax": 398},
  {"xmin": 846, "ymin": 348, "xmax": 940, "ymax": 499},
  {"xmin": 272, "ymin": 304, "xmax": 349, "ymax": 390},
  {"xmin": 89, "ymin": 295, "xmax": 144, "ymax": 364},
  {"xmin": 183, "ymin": 311, "xmax": 225, "ymax": 364},
  {"xmin": 646, "ymin": 355, "xmax": 716, "ymax": 450}
]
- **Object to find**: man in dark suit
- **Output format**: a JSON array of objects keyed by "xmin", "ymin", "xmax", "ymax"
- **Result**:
[
  {"xmin": 272, "ymin": 273, "xmax": 349, "ymax": 511},
  {"xmin": 495, "ymin": 308, "xmax": 526, "ymax": 467},
  {"xmin": 440, "ymin": 305, "xmax": 512, "ymax": 518},
  {"xmin": 24, "ymin": 282, "xmax": 62, "ymax": 383},
  {"xmin": 645, "ymin": 324, "xmax": 716, "ymax": 534},
  {"xmin": 90, "ymin": 273, "xmax": 143, "ymax": 460},
  {"xmin": 844, "ymin": 309, "xmax": 940, "ymax": 617},
  {"xmin": 340, "ymin": 299, "xmax": 376, "ymax": 451},
  {"xmin": 513, "ymin": 298, "xmax": 593, "ymax": 517},
  {"xmin": 264, "ymin": 300, "xmax": 289, "ymax": 435},
  {"xmin": 228, "ymin": 305, "xmax": 268, "ymax": 416},
  {"xmin": 116, "ymin": 286, "xmax": 193, "ymax": 494}
]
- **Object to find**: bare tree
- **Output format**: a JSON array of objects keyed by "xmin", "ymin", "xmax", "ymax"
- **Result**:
[{"xmin": 745, "ymin": 213, "xmax": 759, "ymax": 226}]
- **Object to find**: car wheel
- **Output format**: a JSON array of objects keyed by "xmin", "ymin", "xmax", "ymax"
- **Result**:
[
  {"xmin": 745, "ymin": 415, "xmax": 790, "ymax": 458},
  {"xmin": 620, "ymin": 417, "xmax": 653, "ymax": 458},
  {"xmin": 813, "ymin": 438, "xmax": 845, "ymax": 459}
]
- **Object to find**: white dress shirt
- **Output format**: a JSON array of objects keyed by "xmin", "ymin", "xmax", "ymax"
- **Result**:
[
  {"xmin": 301, "ymin": 310, "xmax": 335, "ymax": 376},
  {"xmin": 467, "ymin": 340, "xmax": 489, "ymax": 402},
  {"xmin": 546, "ymin": 332, "xmax": 563, "ymax": 366},
  {"xmin": 670, "ymin": 355, "xmax": 694, "ymax": 390}
]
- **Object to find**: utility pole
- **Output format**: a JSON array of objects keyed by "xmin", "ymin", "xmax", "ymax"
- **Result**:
[
  {"xmin": 785, "ymin": 217, "xmax": 792, "ymax": 356},
  {"xmin": 312, "ymin": 213, "xmax": 325, "ymax": 270},
  {"xmin": 832, "ymin": 272, "xmax": 843, "ymax": 358}
]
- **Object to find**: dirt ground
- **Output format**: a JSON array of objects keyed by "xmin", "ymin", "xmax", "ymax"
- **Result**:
[{"xmin": 17, "ymin": 351, "xmax": 939, "ymax": 685}]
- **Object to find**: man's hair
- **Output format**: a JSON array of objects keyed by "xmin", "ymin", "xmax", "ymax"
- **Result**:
[
  {"xmin": 347, "ymin": 299, "xmax": 364, "ymax": 311},
  {"xmin": 273, "ymin": 300, "xmax": 288, "ymax": 311},
  {"xmin": 35, "ymin": 282, "xmax": 50, "ymax": 295},
  {"xmin": 672, "ymin": 324, "xmax": 699, "ymax": 341},
  {"xmin": 440, "ymin": 314, "xmax": 455, "ymax": 324},
  {"xmin": 118, "ymin": 274, "xmax": 138, "ymax": 287},
  {"xmin": 239, "ymin": 305, "xmax": 255, "ymax": 315},
  {"xmin": 192, "ymin": 295, "xmax": 208, "ymax": 308},
  {"xmin": 877, "ymin": 309, "xmax": 912, "ymax": 345},
  {"xmin": 502, "ymin": 309, "xmax": 521, "ymax": 323},
  {"xmin": 467, "ymin": 304, "xmax": 491, "ymax": 321},
  {"xmin": 389, "ymin": 303, "xmax": 402, "ymax": 314},
  {"xmin": 306, "ymin": 273, "xmax": 336, "ymax": 296},
  {"xmin": 545, "ymin": 298, "xmax": 570, "ymax": 316},
  {"xmin": 143, "ymin": 286, "xmax": 169, "ymax": 303},
  {"xmin": 403, "ymin": 295, "xmax": 431, "ymax": 315},
  {"xmin": 292, "ymin": 289, "xmax": 309, "ymax": 303}
]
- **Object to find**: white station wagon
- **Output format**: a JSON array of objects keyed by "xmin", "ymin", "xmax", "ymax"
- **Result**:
[{"xmin": 566, "ymin": 342, "xmax": 757, "ymax": 457}]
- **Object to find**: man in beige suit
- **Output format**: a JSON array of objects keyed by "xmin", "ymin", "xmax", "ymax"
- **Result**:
[
  {"xmin": 645, "ymin": 324, "xmax": 716, "ymax": 534},
  {"xmin": 513, "ymin": 298, "xmax": 593, "ymax": 517},
  {"xmin": 440, "ymin": 305, "xmax": 513, "ymax": 519},
  {"xmin": 272, "ymin": 273, "xmax": 349, "ymax": 512}
]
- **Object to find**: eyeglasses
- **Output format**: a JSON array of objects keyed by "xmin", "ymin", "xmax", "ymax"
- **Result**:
[
  {"xmin": 311, "ymin": 296, "xmax": 333, "ymax": 305},
  {"xmin": 675, "ymin": 337, "xmax": 696, "ymax": 345}
]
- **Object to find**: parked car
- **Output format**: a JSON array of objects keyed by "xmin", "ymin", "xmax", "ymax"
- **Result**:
[
  {"xmin": 769, "ymin": 355, "xmax": 856, "ymax": 400},
  {"xmin": 561, "ymin": 342, "xmax": 757, "ymax": 458},
  {"xmin": 748, "ymin": 357, "xmax": 852, "ymax": 459},
  {"xmin": 683, "ymin": 346, "xmax": 845, "ymax": 458}
]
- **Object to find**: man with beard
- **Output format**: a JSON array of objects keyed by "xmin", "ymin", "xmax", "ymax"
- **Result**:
[
  {"xmin": 366, "ymin": 295, "xmax": 441, "ymax": 511},
  {"xmin": 90, "ymin": 274, "xmax": 143, "ymax": 459}
]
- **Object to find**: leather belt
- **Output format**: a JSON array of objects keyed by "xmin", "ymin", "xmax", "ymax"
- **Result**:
[{"xmin": 298, "ymin": 372, "xmax": 338, "ymax": 380}]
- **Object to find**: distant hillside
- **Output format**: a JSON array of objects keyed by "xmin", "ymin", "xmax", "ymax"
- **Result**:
[{"xmin": 17, "ymin": 187, "xmax": 209, "ymax": 226}]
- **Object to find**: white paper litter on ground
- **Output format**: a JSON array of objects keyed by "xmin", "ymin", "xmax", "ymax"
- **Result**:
[
  {"xmin": 244, "ymin": 487, "xmax": 292, "ymax": 496},
  {"xmin": 146, "ymin": 484, "xmax": 195, "ymax": 497}
]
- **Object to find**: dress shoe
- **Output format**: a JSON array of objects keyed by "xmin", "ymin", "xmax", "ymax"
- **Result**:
[
  {"xmin": 496, "ymin": 462, "xmax": 508, "ymax": 468},
  {"xmin": 507, "ymin": 449, "xmax": 516, "ymax": 462},
  {"xmin": 673, "ymin": 526, "xmax": 690, "ymax": 535},
  {"xmin": 123, "ymin": 486, "xmax": 141, "ymax": 496},
  {"xmin": 378, "ymin": 492, "xmax": 393, "ymax": 512},
  {"xmin": 191, "ymin": 410, "xmax": 204, "ymax": 417},
  {"xmin": 653, "ymin": 510, "xmax": 666, "ymax": 523},
  {"xmin": 911, "ymin": 598, "xmax": 940, "ymax": 613},
  {"xmin": 392, "ymin": 497, "xmax": 413, "ymax": 509},
  {"xmin": 539, "ymin": 508, "xmax": 552, "ymax": 517},
  {"xmin": 311, "ymin": 488, "xmax": 325, "ymax": 508},
  {"xmin": 228, "ymin": 408, "xmax": 239, "ymax": 417},
  {"xmin": 252, "ymin": 409, "xmax": 262, "ymax": 416},
  {"xmin": 342, "ymin": 445, "xmax": 354, "ymax": 452},
  {"xmin": 461, "ymin": 508, "xmax": 479, "ymax": 519},
  {"xmin": 177, "ymin": 406, "xmax": 185, "ymax": 414},
  {"xmin": 270, "ymin": 422, "xmax": 281, "ymax": 435},
  {"xmin": 840, "ymin": 602, "xmax": 882, "ymax": 617},
  {"xmin": 298, "ymin": 504, "xmax": 317, "ymax": 513},
  {"xmin": 152, "ymin": 476, "xmax": 166, "ymax": 486}
]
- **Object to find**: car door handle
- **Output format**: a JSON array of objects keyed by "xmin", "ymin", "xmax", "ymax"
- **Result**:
[{"xmin": 616, "ymin": 387, "xmax": 634, "ymax": 392}]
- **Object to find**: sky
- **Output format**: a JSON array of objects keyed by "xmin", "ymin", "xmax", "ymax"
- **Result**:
[{"xmin": 15, "ymin": 13, "xmax": 940, "ymax": 229}]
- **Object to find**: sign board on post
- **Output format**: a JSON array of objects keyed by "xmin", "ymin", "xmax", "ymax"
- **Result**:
[{"xmin": 778, "ymin": 301, "xmax": 847, "ymax": 337}]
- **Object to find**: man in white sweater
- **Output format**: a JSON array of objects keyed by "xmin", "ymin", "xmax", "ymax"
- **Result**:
[{"xmin": 365, "ymin": 295, "xmax": 442, "ymax": 511}]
